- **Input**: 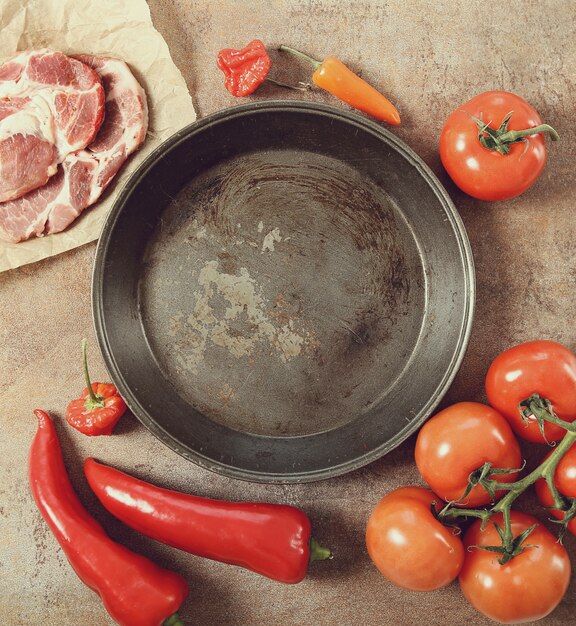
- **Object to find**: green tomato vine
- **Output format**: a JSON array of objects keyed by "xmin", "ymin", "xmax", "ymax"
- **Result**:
[{"xmin": 438, "ymin": 394, "xmax": 576, "ymax": 563}]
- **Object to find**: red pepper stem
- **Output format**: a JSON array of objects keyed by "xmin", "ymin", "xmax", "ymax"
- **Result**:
[
  {"xmin": 163, "ymin": 613, "xmax": 186, "ymax": 626},
  {"xmin": 82, "ymin": 338, "xmax": 104, "ymax": 409},
  {"xmin": 309, "ymin": 537, "xmax": 332, "ymax": 562},
  {"xmin": 278, "ymin": 45, "xmax": 322, "ymax": 70}
]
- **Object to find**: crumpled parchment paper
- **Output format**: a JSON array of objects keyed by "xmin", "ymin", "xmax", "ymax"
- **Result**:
[{"xmin": 0, "ymin": 0, "xmax": 196, "ymax": 272}]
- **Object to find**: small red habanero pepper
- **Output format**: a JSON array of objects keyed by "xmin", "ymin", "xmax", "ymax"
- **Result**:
[
  {"xmin": 29, "ymin": 410, "xmax": 188, "ymax": 626},
  {"xmin": 84, "ymin": 458, "xmax": 332, "ymax": 584},
  {"xmin": 66, "ymin": 338, "xmax": 127, "ymax": 435},
  {"xmin": 217, "ymin": 39, "xmax": 271, "ymax": 96}
]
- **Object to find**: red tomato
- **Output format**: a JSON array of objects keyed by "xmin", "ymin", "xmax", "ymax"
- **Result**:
[
  {"xmin": 535, "ymin": 443, "xmax": 576, "ymax": 535},
  {"xmin": 415, "ymin": 402, "xmax": 522, "ymax": 506},
  {"xmin": 486, "ymin": 340, "xmax": 576, "ymax": 443},
  {"xmin": 459, "ymin": 512, "xmax": 571, "ymax": 624},
  {"xmin": 365, "ymin": 486, "xmax": 464, "ymax": 591},
  {"xmin": 440, "ymin": 91, "xmax": 554, "ymax": 201}
]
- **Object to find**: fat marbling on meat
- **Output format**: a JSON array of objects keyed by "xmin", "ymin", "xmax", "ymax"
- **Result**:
[
  {"xmin": 0, "ymin": 49, "xmax": 105, "ymax": 202},
  {"xmin": 0, "ymin": 54, "xmax": 148, "ymax": 242}
]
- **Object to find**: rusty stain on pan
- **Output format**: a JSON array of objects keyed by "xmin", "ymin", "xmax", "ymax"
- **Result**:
[{"xmin": 92, "ymin": 101, "xmax": 474, "ymax": 482}]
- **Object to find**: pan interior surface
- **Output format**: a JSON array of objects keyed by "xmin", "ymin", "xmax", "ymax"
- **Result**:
[
  {"xmin": 139, "ymin": 149, "xmax": 425, "ymax": 437},
  {"xmin": 94, "ymin": 101, "xmax": 474, "ymax": 482}
]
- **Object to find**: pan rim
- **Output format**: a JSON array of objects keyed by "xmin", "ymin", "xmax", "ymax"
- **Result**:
[{"xmin": 92, "ymin": 100, "xmax": 475, "ymax": 483}]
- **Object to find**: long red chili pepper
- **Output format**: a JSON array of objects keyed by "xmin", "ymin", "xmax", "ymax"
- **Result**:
[
  {"xmin": 84, "ymin": 458, "xmax": 332, "ymax": 584},
  {"xmin": 29, "ymin": 410, "xmax": 188, "ymax": 626},
  {"xmin": 279, "ymin": 45, "xmax": 401, "ymax": 125},
  {"xmin": 66, "ymin": 339, "xmax": 127, "ymax": 435}
]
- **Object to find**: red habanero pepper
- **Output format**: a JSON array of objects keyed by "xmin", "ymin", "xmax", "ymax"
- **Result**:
[
  {"xmin": 66, "ymin": 338, "xmax": 127, "ymax": 435},
  {"xmin": 279, "ymin": 45, "xmax": 401, "ymax": 126},
  {"xmin": 84, "ymin": 458, "xmax": 332, "ymax": 584},
  {"xmin": 217, "ymin": 39, "xmax": 271, "ymax": 96},
  {"xmin": 29, "ymin": 410, "xmax": 188, "ymax": 626}
]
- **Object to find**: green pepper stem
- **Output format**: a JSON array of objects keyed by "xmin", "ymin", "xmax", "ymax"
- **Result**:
[
  {"xmin": 82, "ymin": 338, "xmax": 104, "ymax": 408},
  {"xmin": 265, "ymin": 77, "xmax": 312, "ymax": 91},
  {"xmin": 309, "ymin": 537, "xmax": 332, "ymax": 562},
  {"xmin": 163, "ymin": 613, "xmax": 186, "ymax": 626},
  {"xmin": 278, "ymin": 45, "xmax": 322, "ymax": 70}
]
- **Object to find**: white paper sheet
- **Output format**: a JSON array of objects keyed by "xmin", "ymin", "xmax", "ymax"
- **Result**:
[{"xmin": 0, "ymin": 0, "xmax": 196, "ymax": 272}]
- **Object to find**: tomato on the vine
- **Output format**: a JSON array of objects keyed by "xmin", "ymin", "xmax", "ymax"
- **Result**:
[
  {"xmin": 415, "ymin": 402, "xmax": 522, "ymax": 506},
  {"xmin": 535, "ymin": 443, "xmax": 576, "ymax": 535},
  {"xmin": 459, "ymin": 512, "xmax": 571, "ymax": 624},
  {"xmin": 440, "ymin": 91, "xmax": 558, "ymax": 201},
  {"xmin": 486, "ymin": 340, "xmax": 576, "ymax": 443},
  {"xmin": 365, "ymin": 486, "xmax": 464, "ymax": 591}
]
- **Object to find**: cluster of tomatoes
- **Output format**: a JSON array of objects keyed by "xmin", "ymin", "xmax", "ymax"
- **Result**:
[{"xmin": 365, "ymin": 340, "xmax": 576, "ymax": 624}]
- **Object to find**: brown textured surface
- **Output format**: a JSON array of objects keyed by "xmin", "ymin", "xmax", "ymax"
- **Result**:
[{"xmin": 1, "ymin": 1, "xmax": 575, "ymax": 624}]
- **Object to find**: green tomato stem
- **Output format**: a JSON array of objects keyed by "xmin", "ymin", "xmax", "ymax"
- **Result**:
[
  {"xmin": 522, "ymin": 394, "xmax": 576, "ymax": 433},
  {"xmin": 491, "ymin": 431, "xmax": 576, "ymax": 505},
  {"xmin": 473, "ymin": 111, "xmax": 559, "ymax": 155},
  {"xmin": 499, "ymin": 124, "xmax": 559, "ymax": 143},
  {"xmin": 440, "ymin": 506, "xmax": 490, "ymax": 522},
  {"xmin": 488, "ymin": 430, "xmax": 576, "ymax": 549},
  {"xmin": 501, "ymin": 507, "xmax": 513, "ymax": 552},
  {"xmin": 439, "ymin": 405, "xmax": 576, "ymax": 555},
  {"xmin": 544, "ymin": 472, "xmax": 569, "ymax": 511}
]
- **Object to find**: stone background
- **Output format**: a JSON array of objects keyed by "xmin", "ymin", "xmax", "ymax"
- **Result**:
[{"xmin": 1, "ymin": 1, "xmax": 575, "ymax": 624}]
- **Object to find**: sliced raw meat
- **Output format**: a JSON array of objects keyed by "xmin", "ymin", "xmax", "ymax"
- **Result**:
[
  {"xmin": 0, "ymin": 96, "xmax": 57, "ymax": 202},
  {"xmin": 0, "ymin": 49, "xmax": 106, "ymax": 156},
  {"xmin": 0, "ymin": 55, "xmax": 148, "ymax": 242},
  {"xmin": 0, "ymin": 49, "xmax": 105, "ymax": 202},
  {"xmin": 0, "ymin": 129, "xmax": 57, "ymax": 204}
]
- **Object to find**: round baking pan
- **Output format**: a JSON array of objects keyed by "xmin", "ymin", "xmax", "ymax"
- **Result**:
[{"xmin": 92, "ymin": 100, "xmax": 475, "ymax": 483}]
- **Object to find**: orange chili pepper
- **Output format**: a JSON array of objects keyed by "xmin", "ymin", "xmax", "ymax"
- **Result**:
[{"xmin": 279, "ymin": 45, "xmax": 400, "ymax": 126}]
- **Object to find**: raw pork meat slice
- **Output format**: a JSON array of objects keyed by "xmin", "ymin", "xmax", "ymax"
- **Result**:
[
  {"xmin": 0, "ymin": 55, "xmax": 148, "ymax": 242},
  {"xmin": 0, "ymin": 49, "xmax": 105, "ymax": 202}
]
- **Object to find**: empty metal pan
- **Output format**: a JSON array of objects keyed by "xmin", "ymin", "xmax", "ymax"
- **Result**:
[{"xmin": 92, "ymin": 100, "xmax": 475, "ymax": 483}]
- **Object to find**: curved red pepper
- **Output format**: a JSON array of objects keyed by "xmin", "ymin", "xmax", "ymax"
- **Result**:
[
  {"xmin": 217, "ymin": 39, "xmax": 271, "ymax": 96},
  {"xmin": 84, "ymin": 458, "xmax": 332, "ymax": 584},
  {"xmin": 29, "ymin": 410, "xmax": 188, "ymax": 626}
]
